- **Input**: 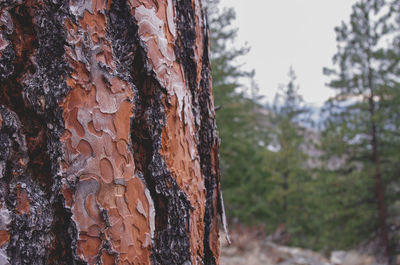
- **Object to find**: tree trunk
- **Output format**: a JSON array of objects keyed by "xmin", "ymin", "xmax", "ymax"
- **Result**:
[
  {"xmin": 0, "ymin": 0, "xmax": 221, "ymax": 264},
  {"xmin": 367, "ymin": 65, "xmax": 390, "ymax": 262},
  {"xmin": 368, "ymin": 96, "xmax": 390, "ymax": 263}
]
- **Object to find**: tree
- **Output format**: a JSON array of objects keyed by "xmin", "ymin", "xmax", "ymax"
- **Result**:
[
  {"xmin": 204, "ymin": 0, "xmax": 270, "ymax": 224},
  {"xmin": 264, "ymin": 67, "xmax": 315, "ymax": 245},
  {"xmin": 323, "ymin": 0, "xmax": 399, "ymax": 261},
  {"xmin": 268, "ymin": 68, "xmax": 309, "ymax": 214},
  {"xmin": 0, "ymin": 0, "xmax": 221, "ymax": 264}
]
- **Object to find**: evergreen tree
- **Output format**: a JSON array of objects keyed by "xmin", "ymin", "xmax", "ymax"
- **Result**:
[
  {"xmin": 205, "ymin": 0, "xmax": 271, "ymax": 223},
  {"xmin": 265, "ymin": 68, "xmax": 315, "ymax": 246},
  {"xmin": 322, "ymin": 0, "xmax": 400, "ymax": 260}
]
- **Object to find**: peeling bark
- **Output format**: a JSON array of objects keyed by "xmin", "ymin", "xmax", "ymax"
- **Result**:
[{"xmin": 0, "ymin": 0, "xmax": 221, "ymax": 264}]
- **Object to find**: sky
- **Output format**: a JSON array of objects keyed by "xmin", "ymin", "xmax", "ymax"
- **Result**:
[{"xmin": 219, "ymin": 0, "xmax": 359, "ymax": 107}]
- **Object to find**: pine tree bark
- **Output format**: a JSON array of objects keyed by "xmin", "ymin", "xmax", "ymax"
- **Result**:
[
  {"xmin": 367, "ymin": 53, "xmax": 390, "ymax": 262},
  {"xmin": 0, "ymin": 0, "xmax": 221, "ymax": 264}
]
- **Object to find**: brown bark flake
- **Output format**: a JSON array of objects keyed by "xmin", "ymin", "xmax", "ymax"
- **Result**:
[
  {"xmin": 129, "ymin": 1, "xmax": 212, "ymax": 263},
  {"xmin": 0, "ymin": 230, "xmax": 9, "ymax": 248},
  {"xmin": 16, "ymin": 185, "xmax": 30, "ymax": 215},
  {"xmin": 61, "ymin": 5, "xmax": 153, "ymax": 264}
]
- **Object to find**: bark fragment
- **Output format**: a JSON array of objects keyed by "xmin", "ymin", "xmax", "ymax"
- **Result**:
[
  {"xmin": 61, "ymin": 1, "xmax": 153, "ymax": 263},
  {"xmin": 0, "ymin": 1, "xmax": 74, "ymax": 263}
]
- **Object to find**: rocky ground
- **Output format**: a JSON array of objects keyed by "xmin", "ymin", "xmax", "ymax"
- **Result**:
[{"xmin": 220, "ymin": 229, "xmax": 398, "ymax": 265}]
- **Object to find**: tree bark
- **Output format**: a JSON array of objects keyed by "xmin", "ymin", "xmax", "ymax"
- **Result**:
[
  {"xmin": 368, "ymin": 91, "xmax": 390, "ymax": 263},
  {"xmin": 0, "ymin": 0, "xmax": 221, "ymax": 264},
  {"xmin": 367, "ymin": 58, "xmax": 390, "ymax": 263}
]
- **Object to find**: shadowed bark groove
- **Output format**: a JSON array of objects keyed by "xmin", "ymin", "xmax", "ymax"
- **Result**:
[
  {"xmin": 0, "ymin": 0, "xmax": 220, "ymax": 264},
  {"xmin": 129, "ymin": 53, "xmax": 192, "ymax": 265},
  {"xmin": 174, "ymin": 0, "xmax": 221, "ymax": 263},
  {"xmin": 0, "ymin": 1, "xmax": 75, "ymax": 264},
  {"xmin": 108, "ymin": 0, "xmax": 192, "ymax": 263},
  {"xmin": 198, "ymin": 34, "xmax": 220, "ymax": 265}
]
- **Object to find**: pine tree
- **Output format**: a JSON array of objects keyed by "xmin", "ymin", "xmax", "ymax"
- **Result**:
[
  {"xmin": 265, "ymin": 67, "xmax": 315, "ymax": 245},
  {"xmin": 205, "ymin": 0, "xmax": 271, "ymax": 223},
  {"xmin": 322, "ymin": 0, "xmax": 399, "ymax": 260}
]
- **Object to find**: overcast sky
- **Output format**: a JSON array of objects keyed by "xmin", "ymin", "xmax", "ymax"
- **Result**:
[{"xmin": 219, "ymin": 0, "xmax": 359, "ymax": 107}]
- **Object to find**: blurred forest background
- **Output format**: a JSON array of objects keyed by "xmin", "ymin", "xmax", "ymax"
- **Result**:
[{"xmin": 206, "ymin": 0, "xmax": 400, "ymax": 263}]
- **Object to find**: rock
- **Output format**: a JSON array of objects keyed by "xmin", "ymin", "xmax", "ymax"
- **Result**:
[
  {"xmin": 331, "ymin": 251, "xmax": 347, "ymax": 265},
  {"xmin": 341, "ymin": 251, "xmax": 375, "ymax": 265},
  {"xmin": 331, "ymin": 250, "xmax": 379, "ymax": 265},
  {"xmin": 221, "ymin": 230, "xmax": 332, "ymax": 265},
  {"xmin": 220, "ymin": 229, "xmax": 381, "ymax": 265}
]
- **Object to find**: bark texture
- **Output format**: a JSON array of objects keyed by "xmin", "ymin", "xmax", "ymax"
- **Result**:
[{"xmin": 0, "ymin": 0, "xmax": 221, "ymax": 264}]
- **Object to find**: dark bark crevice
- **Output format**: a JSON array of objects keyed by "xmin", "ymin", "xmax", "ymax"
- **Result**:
[
  {"xmin": 0, "ymin": 1, "xmax": 76, "ymax": 264},
  {"xmin": 107, "ymin": 1, "xmax": 192, "ymax": 264},
  {"xmin": 173, "ymin": 0, "xmax": 198, "ymax": 98},
  {"xmin": 130, "ymin": 70, "xmax": 192, "ymax": 264},
  {"xmin": 174, "ymin": 0, "xmax": 220, "ymax": 263},
  {"xmin": 199, "ymin": 33, "xmax": 219, "ymax": 265},
  {"xmin": 129, "ymin": 26, "xmax": 193, "ymax": 265},
  {"xmin": 0, "ymin": 106, "xmax": 54, "ymax": 265},
  {"xmin": 26, "ymin": 2, "xmax": 77, "ymax": 263}
]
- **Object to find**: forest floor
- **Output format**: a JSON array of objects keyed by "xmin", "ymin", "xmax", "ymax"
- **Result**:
[{"xmin": 220, "ymin": 228, "xmax": 396, "ymax": 265}]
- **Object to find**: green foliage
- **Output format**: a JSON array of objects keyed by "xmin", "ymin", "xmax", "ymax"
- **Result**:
[
  {"xmin": 263, "ymin": 68, "xmax": 319, "ymax": 248},
  {"xmin": 205, "ymin": 0, "xmax": 271, "ymax": 223},
  {"xmin": 321, "ymin": 0, "xmax": 400, "ymax": 254},
  {"xmin": 207, "ymin": 0, "xmax": 400, "ymax": 256}
]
